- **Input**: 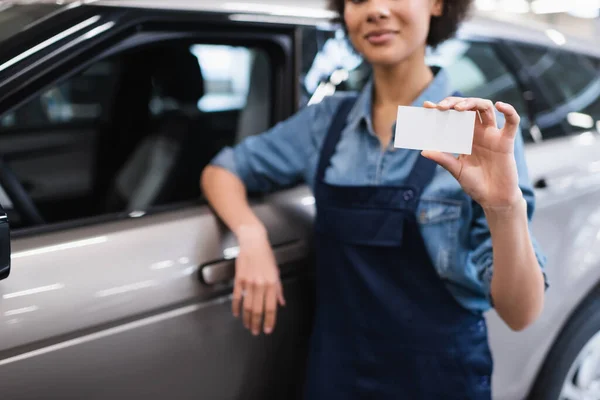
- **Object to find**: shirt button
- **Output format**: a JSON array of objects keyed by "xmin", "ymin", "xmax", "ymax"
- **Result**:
[
  {"xmin": 478, "ymin": 320, "xmax": 486, "ymax": 332},
  {"xmin": 479, "ymin": 376, "xmax": 490, "ymax": 387},
  {"xmin": 403, "ymin": 190, "xmax": 414, "ymax": 201}
]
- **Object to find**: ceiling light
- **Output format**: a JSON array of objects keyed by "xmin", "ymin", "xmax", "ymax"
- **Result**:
[
  {"xmin": 500, "ymin": 0, "xmax": 530, "ymax": 13},
  {"xmin": 531, "ymin": 0, "xmax": 569, "ymax": 14},
  {"xmin": 475, "ymin": 0, "xmax": 498, "ymax": 11}
]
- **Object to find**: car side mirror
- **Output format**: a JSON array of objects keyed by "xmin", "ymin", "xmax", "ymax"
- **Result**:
[{"xmin": 0, "ymin": 203, "xmax": 11, "ymax": 280}]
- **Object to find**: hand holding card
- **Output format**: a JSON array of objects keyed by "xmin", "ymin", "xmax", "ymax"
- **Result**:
[{"xmin": 402, "ymin": 97, "xmax": 524, "ymax": 210}]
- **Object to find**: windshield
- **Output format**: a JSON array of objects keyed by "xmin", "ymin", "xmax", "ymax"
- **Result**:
[{"xmin": 0, "ymin": 2, "xmax": 63, "ymax": 45}]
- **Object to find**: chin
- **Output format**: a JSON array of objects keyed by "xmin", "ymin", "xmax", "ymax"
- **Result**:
[
  {"xmin": 359, "ymin": 42, "xmax": 412, "ymax": 68},
  {"xmin": 363, "ymin": 52, "xmax": 409, "ymax": 68}
]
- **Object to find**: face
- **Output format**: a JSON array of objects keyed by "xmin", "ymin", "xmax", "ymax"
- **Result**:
[{"xmin": 344, "ymin": 0, "xmax": 443, "ymax": 67}]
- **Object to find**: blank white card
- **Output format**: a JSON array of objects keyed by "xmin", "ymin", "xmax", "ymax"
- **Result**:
[{"xmin": 393, "ymin": 106, "xmax": 477, "ymax": 155}]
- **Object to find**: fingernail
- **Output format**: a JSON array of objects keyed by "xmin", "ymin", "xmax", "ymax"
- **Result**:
[
  {"xmin": 264, "ymin": 327, "xmax": 273, "ymax": 334},
  {"xmin": 253, "ymin": 330, "xmax": 259, "ymax": 336}
]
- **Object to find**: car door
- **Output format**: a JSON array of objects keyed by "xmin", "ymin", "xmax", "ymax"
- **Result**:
[{"xmin": 0, "ymin": 7, "xmax": 315, "ymax": 400}]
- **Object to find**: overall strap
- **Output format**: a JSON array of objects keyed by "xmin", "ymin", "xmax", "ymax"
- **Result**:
[
  {"xmin": 403, "ymin": 156, "xmax": 438, "ymax": 192},
  {"xmin": 403, "ymin": 90, "xmax": 464, "ymax": 191},
  {"xmin": 316, "ymin": 96, "xmax": 357, "ymax": 182}
]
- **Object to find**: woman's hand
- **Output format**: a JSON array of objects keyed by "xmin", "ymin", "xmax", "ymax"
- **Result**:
[
  {"xmin": 232, "ymin": 225, "xmax": 286, "ymax": 336},
  {"xmin": 422, "ymin": 97, "xmax": 523, "ymax": 210}
]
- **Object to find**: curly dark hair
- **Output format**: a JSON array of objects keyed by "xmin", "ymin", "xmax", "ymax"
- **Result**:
[{"xmin": 327, "ymin": 0, "xmax": 474, "ymax": 48}]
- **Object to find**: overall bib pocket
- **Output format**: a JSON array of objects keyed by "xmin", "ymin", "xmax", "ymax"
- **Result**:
[{"xmin": 316, "ymin": 205, "xmax": 407, "ymax": 247}]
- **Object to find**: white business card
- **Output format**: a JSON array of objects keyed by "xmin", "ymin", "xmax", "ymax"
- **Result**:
[{"xmin": 393, "ymin": 106, "xmax": 477, "ymax": 155}]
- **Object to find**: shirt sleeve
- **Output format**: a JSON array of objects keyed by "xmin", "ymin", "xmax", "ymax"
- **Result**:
[
  {"xmin": 468, "ymin": 122, "xmax": 549, "ymax": 304},
  {"xmin": 209, "ymin": 100, "xmax": 331, "ymax": 193}
]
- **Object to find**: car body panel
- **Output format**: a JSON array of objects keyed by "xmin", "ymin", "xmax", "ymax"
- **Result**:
[{"xmin": 0, "ymin": 186, "xmax": 317, "ymax": 399}]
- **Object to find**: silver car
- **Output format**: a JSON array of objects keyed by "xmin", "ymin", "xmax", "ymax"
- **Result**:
[{"xmin": 0, "ymin": 1, "xmax": 599, "ymax": 399}]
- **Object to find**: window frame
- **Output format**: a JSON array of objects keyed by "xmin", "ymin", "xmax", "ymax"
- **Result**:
[{"xmin": 0, "ymin": 13, "xmax": 296, "ymax": 239}]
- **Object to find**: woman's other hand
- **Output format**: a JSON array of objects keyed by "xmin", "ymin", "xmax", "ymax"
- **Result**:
[
  {"xmin": 232, "ymin": 225, "xmax": 286, "ymax": 336},
  {"xmin": 422, "ymin": 97, "xmax": 523, "ymax": 211}
]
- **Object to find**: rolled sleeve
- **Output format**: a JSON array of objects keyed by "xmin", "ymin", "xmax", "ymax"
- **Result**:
[
  {"xmin": 210, "ymin": 146, "xmax": 240, "ymax": 177},
  {"xmin": 469, "ymin": 123, "xmax": 549, "ymax": 304},
  {"xmin": 208, "ymin": 101, "xmax": 325, "ymax": 193}
]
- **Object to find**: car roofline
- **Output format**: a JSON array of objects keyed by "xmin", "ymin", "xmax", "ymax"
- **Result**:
[
  {"xmin": 10, "ymin": 0, "xmax": 600, "ymax": 59},
  {"xmin": 457, "ymin": 15, "xmax": 600, "ymax": 58},
  {"xmin": 89, "ymin": 0, "xmax": 598, "ymax": 57}
]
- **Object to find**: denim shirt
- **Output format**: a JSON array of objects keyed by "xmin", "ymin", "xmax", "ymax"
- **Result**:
[{"xmin": 210, "ymin": 67, "xmax": 548, "ymax": 314}]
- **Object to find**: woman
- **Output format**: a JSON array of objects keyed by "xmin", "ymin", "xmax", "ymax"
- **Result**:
[{"xmin": 201, "ymin": 0, "xmax": 548, "ymax": 398}]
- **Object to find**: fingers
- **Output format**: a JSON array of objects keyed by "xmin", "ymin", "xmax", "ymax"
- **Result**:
[
  {"xmin": 263, "ymin": 285, "xmax": 278, "ymax": 335},
  {"xmin": 236, "ymin": 277, "xmax": 283, "ymax": 336},
  {"xmin": 277, "ymin": 282, "xmax": 286, "ymax": 307},
  {"xmin": 425, "ymin": 97, "xmax": 497, "ymax": 127},
  {"xmin": 431, "ymin": 96, "xmax": 463, "ymax": 110},
  {"xmin": 495, "ymin": 101, "xmax": 520, "ymax": 138},
  {"xmin": 242, "ymin": 282, "xmax": 254, "ymax": 330},
  {"xmin": 455, "ymin": 98, "xmax": 497, "ymax": 127},
  {"xmin": 251, "ymin": 280, "xmax": 266, "ymax": 336},
  {"xmin": 421, "ymin": 150, "xmax": 462, "ymax": 181},
  {"xmin": 232, "ymin": 279, "xmax": 244, "ymax": 318}
]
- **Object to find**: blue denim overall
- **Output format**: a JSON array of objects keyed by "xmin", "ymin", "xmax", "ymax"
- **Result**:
[{"xmin": 303, "ymin": 97, "xmax": 494, "ymax": 399}]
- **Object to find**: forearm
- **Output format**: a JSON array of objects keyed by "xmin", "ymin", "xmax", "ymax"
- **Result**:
[
  {"xmin": 485, "ymin": 197, "xmax": 545, "ymax": 331},
  {"xmin": 201, "ymin": 165, "xmax": 267, "ymax": 238}
]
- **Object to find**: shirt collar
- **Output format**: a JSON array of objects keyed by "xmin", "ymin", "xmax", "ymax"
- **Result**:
[{"xmin": 345, "ymin": 66, "xmax": 454, "ymax": 133}]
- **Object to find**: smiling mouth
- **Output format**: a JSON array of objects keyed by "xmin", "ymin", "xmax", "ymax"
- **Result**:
[
  {"xmin": 364, "ymin": 30, "xmax": 399, "ymax": 39},
  {"xmin": 364, "ymin": 30, "xmax": 399, "ymax": 45}
]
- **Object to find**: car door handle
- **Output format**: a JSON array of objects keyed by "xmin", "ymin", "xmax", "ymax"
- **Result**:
[
  {"xmin": 534, "ymin": 178, "xmax": 548, "ymax": 189},
  {"xmin": 199, "ymin": 240, "xmax": 309, "ymax": 285}
]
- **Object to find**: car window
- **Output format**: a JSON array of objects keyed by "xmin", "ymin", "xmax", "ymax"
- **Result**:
[
  {"xmin": 1, "ymin": 60, "xmax": 119, "ymax": 128},
  {"xmin": 0, "ymin": 42, "xmax": 272, "ymax": 229},
  {"xmin": 192, "ymin": 45, "xmax": 254, "ymax": 113},
  {"xmin": 299, "ymin": 26, "xmax": 366, "ymax": 107},
  {"xmin": 512, "ymin": 44, "xmax": 600, "ymax": 140},
  {"xmin": 427, "ymin": 40, "xmax": 534, "ymax": 142}
]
